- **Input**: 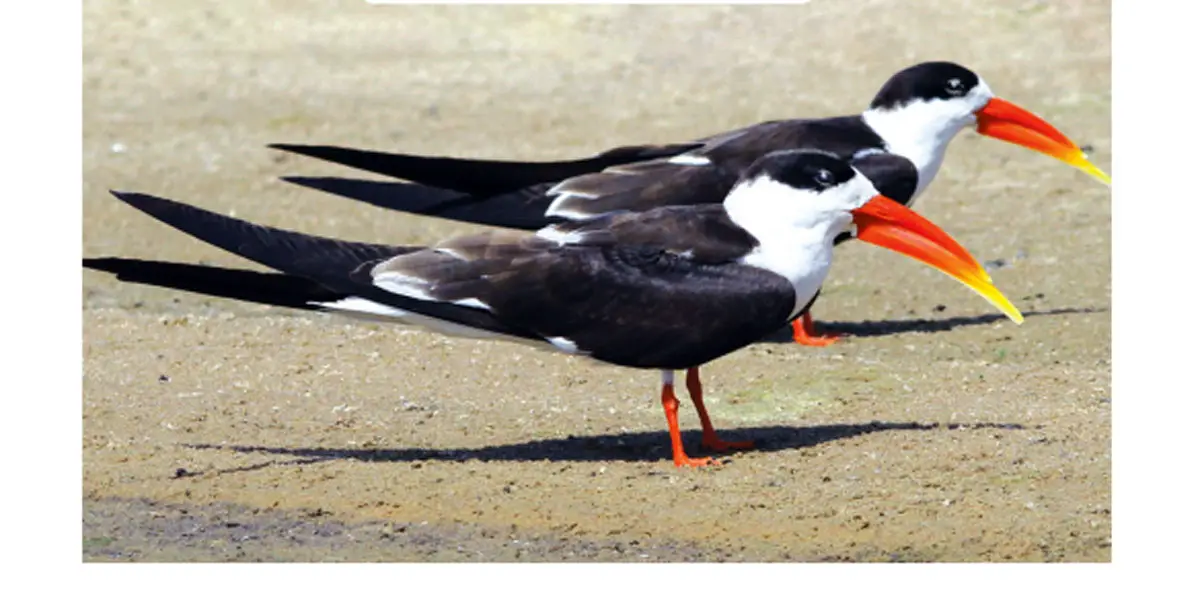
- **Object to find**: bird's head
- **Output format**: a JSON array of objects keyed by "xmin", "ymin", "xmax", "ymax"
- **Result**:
[
  {"xmin": 726, "ymin": 150, "xmax": 1023, "ymax": 323},
  {"xmin": 864, "ymin": 61, "xmax": 1110, "ymax": 185}
]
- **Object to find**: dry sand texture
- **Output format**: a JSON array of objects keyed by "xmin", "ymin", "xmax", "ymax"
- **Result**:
[{"xmin": 83, "ymin": 1, "xmax": 1111, "ymax": 561}]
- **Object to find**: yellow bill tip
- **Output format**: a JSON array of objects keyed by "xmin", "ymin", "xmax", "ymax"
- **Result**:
[
  {"xmin": 992, "ymin": 294, "xmax": 1026, "ymax": 325},
  {"xmin": 1081, "ymin": 161, "xmax": 1112, "ymax": 186},
  {"xmin": 964, "ymin": 275, "xmax": 1025, "ymax": 325},
  {"xmin": 1069, "ymin": 151, "xmax": 1111, "ymax": 186}
]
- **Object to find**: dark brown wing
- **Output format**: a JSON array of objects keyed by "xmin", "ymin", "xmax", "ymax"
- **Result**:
[
  {"xmin": 369, "ymin": 216, "xmax": 791, "ymax": 369},
  {"xmin": 110, "ymin": 191, "xmax": 792, "ymax": 369},
  {"xmin": 277, "ymin": 115, "xmax": 909, "ymax": 232},
  {"xmin": 479, "ymin": 244, "xmax": 795, "ymax": 369},
  {"xmin": 543, "ymin": 115, "xmax": 893, "ymax": 219},
  {"xmin": 534, "ymin": 205, "xmax": 759, "ymax": 264}
]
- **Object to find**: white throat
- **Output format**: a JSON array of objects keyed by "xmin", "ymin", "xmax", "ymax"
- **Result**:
[
  {"xmin": 860, "ymin": 83, "xmax": 992, "ymax": 204},
  {"xmin": 724, "ymin": 176, "xmax": 869, "ymax": 318}
]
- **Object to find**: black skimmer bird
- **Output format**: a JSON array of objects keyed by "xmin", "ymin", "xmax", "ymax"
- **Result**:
[
  {"xmin": 86, "ymin": 150, "xmax": 1022, "ymax": 467},
  {"xmin": 272, "ymin": 61, "xmax": 1106, "ymax": 346}
]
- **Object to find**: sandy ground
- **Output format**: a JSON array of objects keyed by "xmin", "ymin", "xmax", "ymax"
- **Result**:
[{"xmin": 82, "ymin": 0, "xmax": 1111, "ymax": 562}]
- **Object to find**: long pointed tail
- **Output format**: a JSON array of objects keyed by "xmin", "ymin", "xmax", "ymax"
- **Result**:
[
  {"xmin": 99, "ymin": 191, "xmax": 541, "ymax": 340},
  {"xmin": 268, "ymin": 142, "xmax": 702, "ymax": 196},
  {"xmin": 280, "ymin": 176, "xmax": 560, "ymax": 231},
  {"xmin": 84, "ymin": 258, "xmax": 343, "ymax": 310}
]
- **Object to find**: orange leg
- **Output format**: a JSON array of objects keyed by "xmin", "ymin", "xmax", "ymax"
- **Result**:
[
  {"xmin": 685, "ymin": 367, "xmax": 754, "ymax": 452},
  {"xmin": 660, "ymin": 373, "xmax": 718, "ymax": 468},
  {"xmin": 791, "ymin": 311, "xmax": 840, "ymax": 347}
]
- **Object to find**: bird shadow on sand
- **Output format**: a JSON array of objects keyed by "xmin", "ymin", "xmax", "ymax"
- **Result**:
[
  {"xmin": 759, "ymin": 306, "xmax": 1106, "ymax": 343},
  {"xmin": 180, "ymin": 420, "xmax": 1029, "ymax": 476}
]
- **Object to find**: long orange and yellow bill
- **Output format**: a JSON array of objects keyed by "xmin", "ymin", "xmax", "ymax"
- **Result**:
[
  {"xmin": 852, "ymin": 195, "xmax": 1024, "ymax": 324},
  {"xmin": 974, "ymin": 97, "xmax": 1110, "ymax": 186}
]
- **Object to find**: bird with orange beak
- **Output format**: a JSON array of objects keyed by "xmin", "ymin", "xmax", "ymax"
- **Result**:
[
  {"xmin": 271, "ymin": 61, "xmax": 1108, "ymax": 346},
  {"xmin": 87, "ymin": 150, "xmax": 1024, "ymax": 466}
]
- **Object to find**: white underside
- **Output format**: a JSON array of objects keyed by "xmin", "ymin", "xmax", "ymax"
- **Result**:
[
  {"xmin": 310, "ymin": 297, "xmax": 587, "ymax": 356},
  {"xmin": 349, "ymin": 257, "xmax": 592, "ymax": 354},
  {"xmin": 312, "ymin": 297, "xmax": 542, "ymax": 346}
]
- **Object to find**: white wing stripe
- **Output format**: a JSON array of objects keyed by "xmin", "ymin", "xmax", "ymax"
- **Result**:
[
  {"xmin": 545, "ymin": 192, "xmax": 604, "ymax": 220},
  {"xmin": 534, "ymin": 225, "xmax": 587, "ymax": 245},
  {"xmin": 374, "ymin": 274, "xmax": 438, "ymax": 302},
  {"xmin": 666, "ymin": 153, "xmax": 711, "ymax": 166}
]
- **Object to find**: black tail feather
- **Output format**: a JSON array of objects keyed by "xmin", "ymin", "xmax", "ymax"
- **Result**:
[
  {"xmin": 108, "ymin": 191, "xmax": 415, "ymax": 284},
  {"xmin": 83, "ymin": 258, "xmax": 341, "ymax": 309},
  {"xmin": 280, "ymin": 176, "xmax": 559, "ymax": 231},
  {"xmin": 102, "ymin": 191, "xmax": 542, "ymax": 340},
  {"xmin": 267, "ymin": 142, "xmax": 702, "ymax": 196}
]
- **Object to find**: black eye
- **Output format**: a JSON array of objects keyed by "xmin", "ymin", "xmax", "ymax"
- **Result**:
[
  {"xmin": 813, "ymin": 168, "xmax": 835, "ymax": 188},
  {"xmin": 945, "ymin": 77, "xmax": 966, "ymax": 96}
]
